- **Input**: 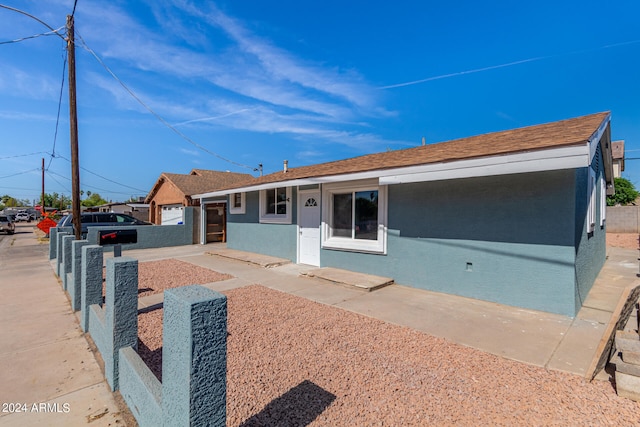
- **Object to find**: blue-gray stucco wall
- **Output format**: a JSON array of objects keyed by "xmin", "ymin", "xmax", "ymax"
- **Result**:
[
  {"xmin": 226, "ymin": 189, "xmax": 298, "ymax": 261},
  {"xmin": 226, "ymin": 167, "xmax": 607, "ymax": 317},
  {"xmin": 573, "ymin": 147, "xmax": 607, "ymax": 313},
  {"xmin": 321, "ymin": 170, "xmax": 581, "ymax": 316}
]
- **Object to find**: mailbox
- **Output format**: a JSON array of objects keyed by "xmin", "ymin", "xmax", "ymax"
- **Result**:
[{"xmin": 99, "ymin": 229, "xmax": 137, "ymax": 245}]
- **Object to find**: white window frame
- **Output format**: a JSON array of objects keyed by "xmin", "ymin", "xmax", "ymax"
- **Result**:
[
  {"xmin": 229, "ymin": 192, "xmax": 245, "ymax": 214},
  {"xmin": 587, "ymin": 168, "xmax": 596, "ymax": 234},
  {"xmin": 600, "ymin": 176, "xmax": 607, "ymax": 227},
  {"xmin": 259, "ymin": 187, "xmax": 292, "ymax": 224},
  {"xmin": 322, "ymin": 180, "xmax": 387, "ymax": 254}
]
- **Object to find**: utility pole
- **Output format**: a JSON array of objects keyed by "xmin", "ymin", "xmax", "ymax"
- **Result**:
[
  {"xmin": 67, "ymin": 14, "xmax": 81, "ymax": 239},
  {"xmin": 41, "ymin": 157, "xmax": 45, "ymax": 214}
]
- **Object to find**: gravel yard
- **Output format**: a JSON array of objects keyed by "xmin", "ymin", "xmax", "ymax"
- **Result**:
[
  {"xmin": 136, "ymin": 258, "xmax": 640, "ymax": 426},
  {"xmin": 103, "ymin": 258, "xmax": 231, "ymax": 298}
]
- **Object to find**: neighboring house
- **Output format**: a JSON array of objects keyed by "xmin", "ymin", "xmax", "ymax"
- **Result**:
[
  {"xmin": 195, "ymin": 112, "xmax": 614, "ymax": 317},
  {"xmin": 94, "ymin": 200, "xmax": 150, "ymax": 222},
  {"xmin": 612, "ymin": 140, "xmax": 625, "ymax": 178},
  {"xmin": 145, "ymin": 169, "xmax": 252, "ymax": 243}
]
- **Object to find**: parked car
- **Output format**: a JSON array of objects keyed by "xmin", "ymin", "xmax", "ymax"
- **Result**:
[
  {"xmin": 15, "ymin": 212, "xmax": 31, "ymax": 222},
  {"xmin": 0, "ymin": 215, "xmax": 15, "ymax": 234},
  {"xmin": 57, "ymin": 212, "xmax": 152, "ymax": 238}
]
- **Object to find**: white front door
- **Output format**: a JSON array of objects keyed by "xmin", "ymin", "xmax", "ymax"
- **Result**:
[{"xmin": 299, "ymin": 191, "xmax": 321, "ymax": 266}]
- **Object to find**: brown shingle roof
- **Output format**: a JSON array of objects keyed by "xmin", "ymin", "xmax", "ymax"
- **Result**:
[
  {"xmin": 216, "ymin": 111, "xmax": 610, "ymax": 192},
  {"xmin": 145, "ymin": 170, "xmax": 253, "ymax": 203}
]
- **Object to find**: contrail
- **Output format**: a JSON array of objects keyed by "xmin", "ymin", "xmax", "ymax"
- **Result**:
[
  {"xmin": 173, "ymin": 109, "xmax": 254, "ymax": 126},
  {"xmin": 380, "ymin": 39, "xmax": 640, "ymax": 90}
]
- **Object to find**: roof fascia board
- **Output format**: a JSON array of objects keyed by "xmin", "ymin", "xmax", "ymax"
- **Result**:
[
  {"xmin": 378, "ymin": 145, "xmax": 587, "ymax": 183},
  {"xmin": 196, "ymin": 144, "xmax": 590, "ymax": 199},
  {"xmin": 380, "ymin": 150, "xmax": 588, "ymax": 185},
  {"xmin": 589, "ymin": 113, "xmax": 611, "ymax": 161}
]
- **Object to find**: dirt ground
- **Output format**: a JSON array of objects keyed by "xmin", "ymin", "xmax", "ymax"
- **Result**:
[
  {"xmin": 135, "ymin": 257, "xmax": 640, "ymax": 426},
  {"xmin": 606, "ymin": 233, "xmax": 639, "ymax": 250}
]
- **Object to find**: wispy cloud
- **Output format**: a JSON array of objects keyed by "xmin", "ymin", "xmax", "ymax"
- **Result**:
[
  {"xmin": 0, "ymin": 65, "xmax": 62, "ymax": 100},
  {"xmin": 0, "ymin": 110, "xmax": 57, "ymax": 122},
  {"xmin": 179, "ymin": 148, "xmax": 200, "ymax": 156},
  {"xmin": 71, "ymin": 0, "xmax": 401, "ymax": 152},
  {"xmin": 188, "ymin": 2, "xmax": 376, "ymax": 110}
]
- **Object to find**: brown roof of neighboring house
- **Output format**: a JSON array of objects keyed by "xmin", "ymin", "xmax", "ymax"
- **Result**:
[
  {"xmin": 145, "ymin": 170, "xmax": 253, "ymax": 203},
  {"xmin": 213, "ymin": 111, "xmax": 610, "ymax": 192}
]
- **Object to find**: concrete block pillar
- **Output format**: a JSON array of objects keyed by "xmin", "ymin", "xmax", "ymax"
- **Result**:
[
  {"xmin": 81, "ymin": 245, "xmax": 103, "ymax": 332},
  {"xmin": 56, "ymin": 231, "xmax": 69, "ymax": 276},
  {"xmin": 69, "ymin": 240, "xmax": 89, "ymax": 311},
  {"xmin": 49, "ymin": 227, "xmax": 58, "ymax": 260},
  {"xmin": 104, "ymin": 256, "xmax": 138, "ymax": 391},
  {"xmin": 162, "ymin": 286, "xmax": 227, "ymax": 426},
  {"xmin": 61, "ymin": 235, "xmax": 74, "ymax": 290}
]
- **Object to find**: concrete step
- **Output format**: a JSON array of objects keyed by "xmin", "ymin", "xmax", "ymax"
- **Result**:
[
  {"xmin": 301, "ymin": 267, "xmax": 394, "ymax": 292},
  {"xmin": 206, "ymin": 248, "xmax": 291, "ymax": 268}
]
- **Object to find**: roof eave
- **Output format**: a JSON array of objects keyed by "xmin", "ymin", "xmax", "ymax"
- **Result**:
[{"xmin": 195, "ymin": 144, "xmax": 592, "ymax": 199}]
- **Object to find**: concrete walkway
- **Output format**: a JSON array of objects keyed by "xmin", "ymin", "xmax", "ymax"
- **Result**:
[
  {"xmin": 0, "ymin": 224, "xmax": 124, "ymax": 426},
  {"xmin": 122, "ymin": 242, "xmax": 640, "ymax": 380}
]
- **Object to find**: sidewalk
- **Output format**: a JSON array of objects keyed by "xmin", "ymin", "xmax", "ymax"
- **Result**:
[{"xmin": 0, "ymin": 224, "xmax": 124, "ymax": 426}]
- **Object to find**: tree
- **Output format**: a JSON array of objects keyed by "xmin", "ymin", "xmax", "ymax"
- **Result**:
[
  {"xmin": 81, "ymin": 192, "xmax": 108, "ymax": 207},
  {"xmin": 607, "ymin": 177, "xmax": 639, "ymax": 206},
  {"xmin": 0, "ymin": 195, "xmax": 30, "ymax": 207},
  {"xmin": 43, "ymin": 192, "xmax": 72, "ymax": 210}
]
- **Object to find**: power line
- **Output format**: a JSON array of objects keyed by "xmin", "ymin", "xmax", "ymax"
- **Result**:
[
  {"xmin": 0, "ymin": 27, "xmax": 64, "ymax": 45},
  {"xmin": 71, "ymin": 0, "xmax": 79, "ymax": 17},
  {"xmin": 74, "ymin": 30, "xmax": 259, "ymax": 172},
  {"xmin": 47, "ymin": 52, "xmax": 68, "ymax": 171},
  {"xmin": 0, "ymin": 151, "xmax": 47, "ymax": 160},
  {"xmin": 0, "ymin": 5, "xmax": 65, "ymax": 40},
  {"xmin": 0, "ymin": 168, "xmax": 40, "ymax": 179},
  {"xmin": 53, "ymin": 154, "xmax": 148, "ymax": 193},
  {"xmin": 45, "ymin": 171, "xmax": 71, "ymax": 193},
  {"xmin": 46, "ymin": 170, "xmax": 139, "ymax": 195}
]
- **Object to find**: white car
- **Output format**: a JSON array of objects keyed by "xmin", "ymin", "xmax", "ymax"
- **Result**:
[
  {"xmin": 0, "ymin": 215, "xmax": 15, "ymax": 234},
  {"xmin": 15, "ymin": 212, "xmax": 31, "ymax": 222}
]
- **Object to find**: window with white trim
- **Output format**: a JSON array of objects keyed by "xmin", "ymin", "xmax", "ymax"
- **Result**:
[
  {"xmin": 229, "ymin": 192, "xmax": 245, "ymax": 214},
  {"xmin": 587, "ymin": 168, "xmax": 596, "ymax": 233},
  {"xmin": 322, "ymin": 181, "xmax": 387, "ymax": 253},
  {"xmin": 259, "ymin": 187, "xmax": 292, "ymax": 224}
]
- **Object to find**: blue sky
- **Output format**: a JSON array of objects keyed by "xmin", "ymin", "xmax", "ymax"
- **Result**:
[{"xmin": 1, "ymin": 0, "xmax": 639, "ymax": 204}]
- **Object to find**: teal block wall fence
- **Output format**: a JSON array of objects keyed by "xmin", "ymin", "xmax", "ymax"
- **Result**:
[
  {"xmin": 89, "ymin": 257, "xmax": 139, "ymax": 391},
  {"xmin": 80, "ymin": 245, "xmax": 103, "ymax": 332},
  {"xmin": 57, "ymin": 207, "xmax": 196, "ymax": 252},
  {"xmin": 161, "ymin": 286, "xmax": 227, "ymax": 426},
  {"xmin": 49, "ymin": 227, "xmax": 58, "ymax": 260},
  {"xmin": 61, "ymin": 235, "xmax": 74, "ymax": 291},
  {"xmin": 55, "ymin": 231, "xmax": 68, "ymax": 276},
  {"xmin": 51, "ymin": 236, "xmax": 228, "ymax": 426},
  {"xmin": 69, "ymin": 240, "xmax": 89, "ymax": 311}
]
